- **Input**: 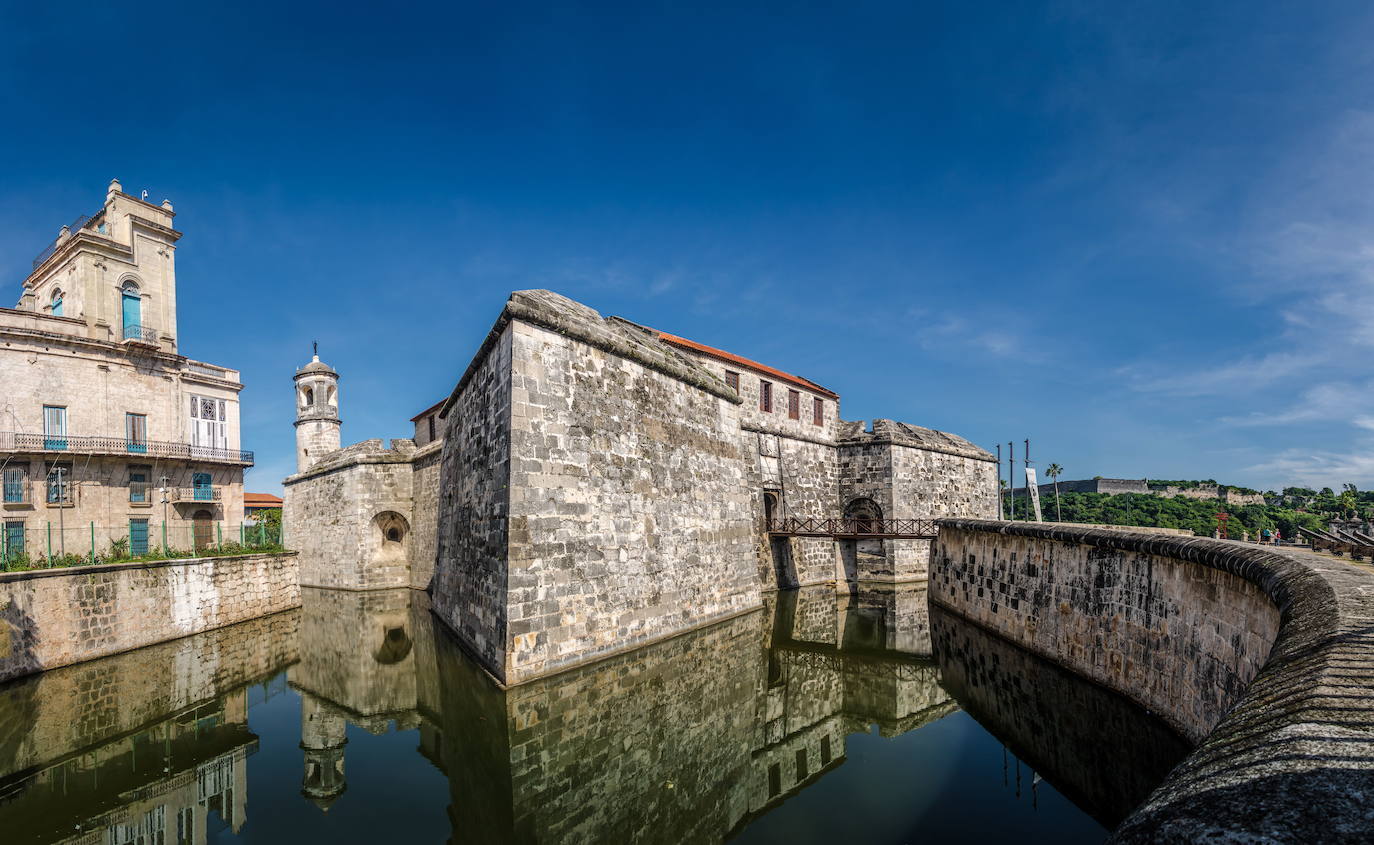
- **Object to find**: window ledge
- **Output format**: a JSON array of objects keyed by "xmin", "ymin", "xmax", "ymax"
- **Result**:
[
  {"xmin": 129, "ymin": 501, "xmax": 153, "ymax": 508},
  {"xmin": 45, "ymin": 502, "xmax": 75, "ymax": 509},
  {"xmin": 2, "ymin": 501, "xmax": 33, "ymax": 510}
]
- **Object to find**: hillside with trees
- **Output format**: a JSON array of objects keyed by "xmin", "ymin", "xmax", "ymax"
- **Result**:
[{"xmin": 1007, "ymin": 483, "xmax": 1373, "ymax": 538}]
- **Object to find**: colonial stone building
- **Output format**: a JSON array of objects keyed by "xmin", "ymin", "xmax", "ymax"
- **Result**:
[
  {"xmin": 0, "ymin": 180, "xmax": 251, "ymax": 561},
  {"xmin": 284, "ymin": 289, "xmax": 995, "ymax": 685}
]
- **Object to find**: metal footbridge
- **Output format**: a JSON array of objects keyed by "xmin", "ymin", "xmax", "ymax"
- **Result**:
[{"xmin": 766, "ymin": 517, "xmax": 939, "ymax": 540}]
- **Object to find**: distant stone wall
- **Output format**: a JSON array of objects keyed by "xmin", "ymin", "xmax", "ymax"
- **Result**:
[
  {"xmin": 0, "ymin": 552, "xmax": 299, "ymax": 683},
  {"xmin": 931, "ymin": 519, "xmax": 1374, "ymax": 842}
]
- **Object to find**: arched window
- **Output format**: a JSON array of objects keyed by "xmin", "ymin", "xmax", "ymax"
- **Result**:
[
  {"xmin": 326, "ymin": 385, "xmax": 336, "ymax": 408},
  {"xmin": 120, "ymin": 280, "xmax": 142, "ymax": 340},
  {"xmin": 50, "ymin": 289, "xmax": 63, "ymax": 317},
  {"xmin": 302, "ymin": 387, "xmax": 315, "ymax": 407}
]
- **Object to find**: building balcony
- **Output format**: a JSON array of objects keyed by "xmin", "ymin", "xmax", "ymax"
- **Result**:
[
  {"xmin": 121, "ymin": 323, "xmax": 159, "ymax": 345},
  {"xmin": 168, "ymin": 486, "xmax": 223, "ymax": 502},
  {"xmin": 0, "ymin": 431, "xmax": 253, "ymax": 466}
]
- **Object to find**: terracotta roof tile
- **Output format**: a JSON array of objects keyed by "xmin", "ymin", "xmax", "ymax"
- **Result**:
[
  {"xmin": 244, "ymin": 493, "xmax": 283, "ymax": 506},
  {"xmin": 656, "ymin": 332, "xmax": 839, "ymax": 399}
]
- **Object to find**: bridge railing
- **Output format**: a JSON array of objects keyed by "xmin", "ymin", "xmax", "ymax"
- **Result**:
[{"xmin": 766, "ymin": 517, "xmax": 939, "ymax": 538}]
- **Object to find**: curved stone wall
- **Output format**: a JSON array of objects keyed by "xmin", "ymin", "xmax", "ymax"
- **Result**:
[{"xmin": 932, "ymin": 519, "xmax": 1374, "ymax": 843}]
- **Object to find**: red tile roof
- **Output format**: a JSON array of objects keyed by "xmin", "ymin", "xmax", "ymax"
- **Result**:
[
  {"xmin": 244, "ymin": 493, "xmax": 283, "ymax": 507},
  {"xmin": 657, "ymin": 332, "xmax": 839, "ymax": 400}
]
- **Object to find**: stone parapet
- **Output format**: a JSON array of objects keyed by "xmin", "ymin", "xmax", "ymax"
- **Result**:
[
  {"xmin": 0, "ymin": 552, "xmax": 300, "ymax": 683},
  {"xmin": 931, "ymin": 518, "xmax": 1374, "ymax": 843}
]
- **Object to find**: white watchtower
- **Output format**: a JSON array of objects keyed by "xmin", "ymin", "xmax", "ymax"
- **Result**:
[{"xmin": 294, "ymin": 347, "xmax": 341, "ymax": 472}]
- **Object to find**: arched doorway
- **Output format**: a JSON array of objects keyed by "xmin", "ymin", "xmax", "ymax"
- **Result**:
[
  {"xmin": 762, "ymin": 491, "xmax": 795, "ymax": 588},
  {"xmin": 840, "ymin": 497, "xmax": 885, "ymax": 584},
  {"xmin": 844, "ymin": 497, "xmax": 883, "ymax": 534},
  {"xmin": 192, "ymin": 509, "xmax": 214, "ymax": 550},
  {"xmin": 763, "ymin": 491, "xmax": 779, "ymax": 529}
]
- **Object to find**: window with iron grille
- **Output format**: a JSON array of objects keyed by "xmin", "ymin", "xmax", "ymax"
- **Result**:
[
  {"xmin": 129, "ymin": 465, "xmax": 151, "ymax": 503},
  {"xmin": 2, "ymin": 466, "xmax": 26, "ymax": 503},
  {"xmin": 725, "ymin": 370, "xmax": 740, "ymax": 391},
  {"xmin": 3, "ymin": 521, "xmax": 23, "ymax": 560},
  {"xmin": 813, "ymin": 397, "xmax": 823, "ymax": 426},
  {"xmin": 759, "ymin": 380, "xmax": 773, "ymax": 412},
  {"xmin": 788, "ymin": 390, "xmax": 800, "ymax": 420},
  {"xmin": 428, "ymin": 415, "xmax": 436, "ymax": 441}
]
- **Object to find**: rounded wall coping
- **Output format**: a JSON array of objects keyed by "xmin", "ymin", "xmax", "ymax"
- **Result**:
[
  {"xmin": 935, "ymin": 519, "xmax": 1374, "ymax": 843},
  {"xmin": 0, "ymin": 550, "xmax": 298, "ymax": 584}
]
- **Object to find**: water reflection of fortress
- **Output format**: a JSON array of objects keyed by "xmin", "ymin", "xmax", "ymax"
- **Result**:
[
  {"xmin": 0, "ymin": 581, "xmax": 1181, "ymax": 842},
  {"xmin": 0, "ymin": 583, "xmax": 951, "ymax": 842}
]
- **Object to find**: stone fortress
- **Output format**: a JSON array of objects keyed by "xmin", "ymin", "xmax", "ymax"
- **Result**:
[
  {"xmin": 1020, "ymin": 476, "xmax": 1268, "ymax": 505},
  {"xmin": 284, "ymin": 289, "xmax": 997, "ymax": 684}
]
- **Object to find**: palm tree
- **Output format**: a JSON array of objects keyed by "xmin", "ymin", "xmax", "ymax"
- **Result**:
[{"xmin": 1046, "ymin": 463, "xmax": 1064, "ymax": 522}]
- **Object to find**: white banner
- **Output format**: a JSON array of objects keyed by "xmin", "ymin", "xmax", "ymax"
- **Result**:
[{"xmin": 1025, "ymin": 468, "xmax": 1043, "ymax": 522}]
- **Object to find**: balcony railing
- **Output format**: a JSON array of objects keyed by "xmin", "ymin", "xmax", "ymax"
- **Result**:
[
  {"xmin": 122, "ymin": 323, "xmax": 159, "ymax": 344},
  {"xmin": 169, "ymin": 486, "xmax": 222, "ymax": 502},
  {"xmin": 766, "ymin": 517, "xmax": 940, "ymax": 539},
  {"xmin": 33, "ymin": 215, "xmax": 91, "ymax": 269},
  {"xmin": 0, "ymin": 431, "xmax": 253, "ymax": 466}
]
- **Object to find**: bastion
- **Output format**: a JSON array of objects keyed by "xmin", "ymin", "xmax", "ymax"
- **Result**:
[
  {"xmin": 930, "ymin": 519, "xmax": 1374, "ymax": 842},
  {"xmin": 284, "ymin": 289, "xmax": 997, "ymax": 685}
]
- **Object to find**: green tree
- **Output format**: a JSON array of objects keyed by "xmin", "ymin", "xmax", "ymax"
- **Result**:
[{"xmin": 1046, "ymin": 463, "xmax": 1064, "ymax": 522}]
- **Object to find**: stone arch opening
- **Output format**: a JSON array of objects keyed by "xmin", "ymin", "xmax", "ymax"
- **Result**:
[
  {"xmin": 844, "ymin": 497, "xmax": 883, "ymax": 531},
  {"xmin": 302, "ymin": 386, "xmax": 315, "ymax": 407},
  {"xmin": 370, "ymin": 511, "xmax": 411, "ymax": 567},
  {"xmin": 327, "ymin": 385, "xmax": 337, "ymax": 408},
  {"xmin": 840, "ymin": 497, "xmax": 885, "ymax": 581}
]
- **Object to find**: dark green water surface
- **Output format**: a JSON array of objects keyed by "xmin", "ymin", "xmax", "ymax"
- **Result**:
[{"xmin": 0, "ymin": 585, "xmax": 1189, "ymax": 843}]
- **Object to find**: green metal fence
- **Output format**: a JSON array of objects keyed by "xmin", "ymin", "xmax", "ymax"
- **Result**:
[{"xmin": 0, "ymin": 521, "xmax": 284, "ymax": 571}]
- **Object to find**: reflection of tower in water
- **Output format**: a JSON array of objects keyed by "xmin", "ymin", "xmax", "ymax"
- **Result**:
[{"xmin": 300, "ymin": 694, "xmax": 348, "ymax": 811}]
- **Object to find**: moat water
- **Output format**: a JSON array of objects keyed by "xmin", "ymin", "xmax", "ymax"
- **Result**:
[{"xmin": 0, "ymin": 584, "xmax": 1190, "ymax": 844}]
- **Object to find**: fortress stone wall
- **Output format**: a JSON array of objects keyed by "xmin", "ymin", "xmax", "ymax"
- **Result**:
[
  {"xmin": 0, "ymin": 551, "xmax": 299, "ymax": 683},
  {"xmin": 930, "ymin": 519, "xmax": 1374, "ymax": 842},
  {"xmin": 284, "ymin": 289, "xmax": 996, "ymax": 684}
]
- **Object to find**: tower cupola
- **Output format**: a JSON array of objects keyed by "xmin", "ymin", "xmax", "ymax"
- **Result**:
[{"xmin": 294, "ymin": 348, "xmax": 341, "ymax": 472}]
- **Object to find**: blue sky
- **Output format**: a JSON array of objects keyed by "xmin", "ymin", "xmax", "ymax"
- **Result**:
[{"xmin": 3, "ymin": 1, "xmax": 1373, "ymax": 495}]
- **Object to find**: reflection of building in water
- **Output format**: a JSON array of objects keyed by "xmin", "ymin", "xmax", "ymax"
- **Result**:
[
  {"xmin": 0, "ymin": 689, "xmax": 262, "ymax": 844},
  {"xmin": 747, "ymin": 585, "xmax": 955, "ymax": 822},
  {"xmin": 402, "ymin": 582, "xmax": 952, "ymax": 843},
  {"xmin": 300, "ymin": 695, "xmax": 348, "ymax": 811},
  {"xmin": 288, "ymin": 587, "xmax": 432, "ymax": 812},
  {"xmin": 0, "ymin": 610, "xmax": 297, "ymax": 844}
]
